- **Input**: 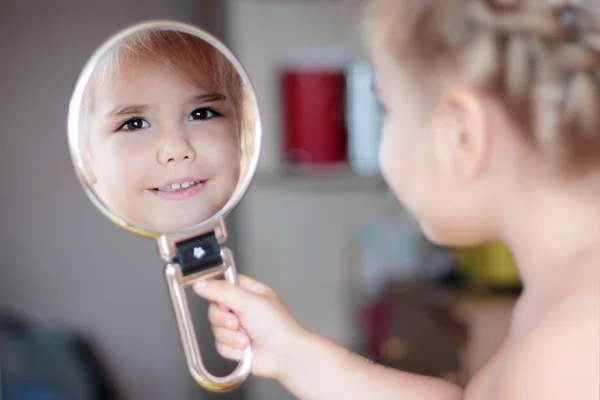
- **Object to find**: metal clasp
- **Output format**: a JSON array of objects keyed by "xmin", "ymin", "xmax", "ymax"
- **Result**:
[{"xmin": 164, "ymin": 248, "xmax": 252, "ymax": 392}]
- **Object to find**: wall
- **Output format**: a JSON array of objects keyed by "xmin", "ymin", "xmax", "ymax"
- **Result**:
[{"xmin": 0, "ymin": 1, "xmax": 243, "ymax": 400}]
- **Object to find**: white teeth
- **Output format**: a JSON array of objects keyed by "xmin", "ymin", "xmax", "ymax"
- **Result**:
[{"xmin": 159, "ymin": 181, "xmax": 200, "ymax": 191}]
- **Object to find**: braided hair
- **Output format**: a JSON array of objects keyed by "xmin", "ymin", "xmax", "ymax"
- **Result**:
[{"xmin": 369, "ymin": 0, "xmax": 600, "ymax": 176}]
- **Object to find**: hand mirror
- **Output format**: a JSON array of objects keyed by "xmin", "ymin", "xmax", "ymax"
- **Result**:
[{"xmin": 66, "ymin": 20, "xmax": 261, "ymax": 392}]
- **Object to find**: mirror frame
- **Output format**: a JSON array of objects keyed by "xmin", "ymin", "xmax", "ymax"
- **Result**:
[{"xmin": 67, "ymin": 19, "xmax": 262, "ymax": 239}]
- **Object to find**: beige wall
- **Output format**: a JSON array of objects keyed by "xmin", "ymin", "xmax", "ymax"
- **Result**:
[{"xmin": 0, "ymin": 1, "xmax": 245, "ymax": 400}]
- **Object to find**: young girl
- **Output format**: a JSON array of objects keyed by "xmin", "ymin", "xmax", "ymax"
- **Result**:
[
  {"xmin": 80, "ymin": 30, "xmax": 254, "ymax": 232},
  {"xmin": 195, "ymin": 1, "xmax": 599, "ymax": 399}
]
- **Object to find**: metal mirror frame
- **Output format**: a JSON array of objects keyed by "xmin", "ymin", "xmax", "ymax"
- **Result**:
[{"xmin": 66, "ymin": 20, "xmax": 262, "ymax": 392}]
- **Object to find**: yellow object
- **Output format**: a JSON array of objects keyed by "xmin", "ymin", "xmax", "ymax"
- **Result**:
[{"xmin": 456, "ymin": 242, "xmax": 520, "ymax": 289}]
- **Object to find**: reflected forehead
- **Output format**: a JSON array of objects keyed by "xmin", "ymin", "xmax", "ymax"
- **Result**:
[
  {"xmin": 92, "ymin": 58, "xmax": 159, "ymax": 105},
  {"xmin": 97, "ymin": 54, "xmax": 218, "ymax": 96},
  {"xmin": 92, "ymin": 60, "xmax": 200, "ymax": 111}
]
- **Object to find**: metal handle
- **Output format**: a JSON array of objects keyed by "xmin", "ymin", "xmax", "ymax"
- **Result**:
[{"xmin": 164, "ymin": 248, "xmax": 253, "ymax": 392}]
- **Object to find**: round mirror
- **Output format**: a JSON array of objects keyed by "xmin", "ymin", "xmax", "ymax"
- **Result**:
[
  {"xmin": 66, "ymin": 20, "xmax": 262, "ymax": 392},
  {"xmin": 67, "ymin": 20, "xmax": 261, "ymax": 238}
]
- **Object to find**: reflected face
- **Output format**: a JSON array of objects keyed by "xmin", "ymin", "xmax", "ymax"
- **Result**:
[{"xmin": 85, "ymin": 55, "xmax": 241, "ymax": 231}]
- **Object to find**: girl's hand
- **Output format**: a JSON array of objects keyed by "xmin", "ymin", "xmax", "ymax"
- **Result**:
[{"xmin": 193, "ymin": 274, "xmax": 308, "ymax": 380}]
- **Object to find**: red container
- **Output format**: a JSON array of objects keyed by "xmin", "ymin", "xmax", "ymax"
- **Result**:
[{"xmin": 280, "ymin": 56, "xmax": 347, "ymax": 166}]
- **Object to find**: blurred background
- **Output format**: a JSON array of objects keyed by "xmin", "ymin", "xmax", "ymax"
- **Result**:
[{"xmin": 0, "ymin": 0, "xmax": 522, "ymax": 399}]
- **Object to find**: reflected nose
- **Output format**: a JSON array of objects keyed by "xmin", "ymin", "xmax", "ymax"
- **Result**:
[{"xmin": 157, "ymin": 132, "xmax": 196, "ymax": 166}]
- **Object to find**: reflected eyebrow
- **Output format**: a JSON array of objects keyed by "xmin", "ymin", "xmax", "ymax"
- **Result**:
[
  {"xmin": 107, "ymin": 104, "xmax": 148, "ymax": 117},
  {"xmin": 192, "ymin": 92, "xmax": 227, "ymax": 104}
]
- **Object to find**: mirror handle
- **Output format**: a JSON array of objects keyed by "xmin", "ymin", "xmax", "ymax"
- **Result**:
[{"xmin": 164, "ymin": 248, "xmax": 252, "ymax": 392}]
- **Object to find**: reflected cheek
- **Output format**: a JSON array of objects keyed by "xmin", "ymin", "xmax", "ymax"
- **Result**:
[
  {"xmin": 95, "ymin": 143, "xmax": 149, "ymax": 194},
  {"xmin": 193, "ymin": 126, "xmax": 241, "ymax": 178}
]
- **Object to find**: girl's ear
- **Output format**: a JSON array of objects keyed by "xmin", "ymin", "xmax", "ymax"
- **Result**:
[{"xmin": 438, "ymin": 87, "xmax": 491, "ymax": 181}]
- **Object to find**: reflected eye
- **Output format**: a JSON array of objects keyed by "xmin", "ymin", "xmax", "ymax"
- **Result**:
[
  {"xmin": 119, "ymin": 117, "xmax": 150, "ymax": 131},
  {"xmin": 189, "ymin": 108, "xmax": 220, "ymax": 121}
]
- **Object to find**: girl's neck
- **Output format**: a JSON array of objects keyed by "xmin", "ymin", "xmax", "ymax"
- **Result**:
[{"xmin": 500, "ymin": 182, "xmax": 600, "ymax": 297}]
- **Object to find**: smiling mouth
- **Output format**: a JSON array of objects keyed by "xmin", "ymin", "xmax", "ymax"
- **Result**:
[{"xmin": 152, "ymin": 180, "xmax": 204, "ymax": 192}]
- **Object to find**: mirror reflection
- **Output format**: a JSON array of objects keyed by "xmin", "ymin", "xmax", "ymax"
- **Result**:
[{"xmin": 78, "ymin": 28, "xmax": 253, "ymax": 232}]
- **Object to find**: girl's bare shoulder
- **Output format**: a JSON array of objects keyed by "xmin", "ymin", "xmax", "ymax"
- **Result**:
[{"xmin": 500, "ymin": 292, "xmax": 599, "ymax": 400}]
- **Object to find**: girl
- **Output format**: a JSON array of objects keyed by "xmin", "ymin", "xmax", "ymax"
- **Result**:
[{"xmin": 195, "ymin": 1, "xmax": 600, "ymax": 399}]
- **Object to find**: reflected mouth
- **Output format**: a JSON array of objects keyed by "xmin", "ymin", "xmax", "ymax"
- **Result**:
[
  {"xmin": 152, "ymin": 180, "xmax": 204, "ymax": 192},
  {"xmin": 150, "ymin": 179, "xmax": 207, "ymax": 201}
]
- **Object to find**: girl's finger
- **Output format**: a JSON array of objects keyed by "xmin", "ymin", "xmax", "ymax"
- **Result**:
[
  {"xmin": 219, "ymin": 304, "xmax": 233, "ymax": 313},
  {"xmin": 194, "ymin": 279, "xmax": 258, "ymax": 316},
  {"xmin": 208, "ymin": 302, "xmax": 240, "ymax": 330},
  {"xmin": 215, "ymin": 342, "xmax": 245, "ymax": 362},
  {"xmin": 213, "ymin": 327, "xmax": 250, "ymax": 350},
  {"xmin": 238, "ymin": 274, "xmax": 276, "ymax": 297}
]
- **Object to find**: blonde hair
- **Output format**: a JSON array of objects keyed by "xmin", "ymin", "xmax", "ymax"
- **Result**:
[
  {"xmin": 81, "ymin": 29, "xmax": 255, "ymax": 189},
  {"xmin": 368, "ymin": 0, "xmax": 600, "ymax": 177}
]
